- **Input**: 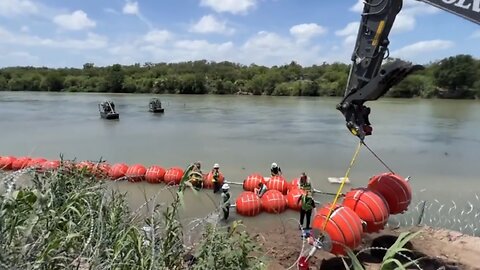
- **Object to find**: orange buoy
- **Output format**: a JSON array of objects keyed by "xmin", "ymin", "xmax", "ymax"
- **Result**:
[
  {"xmin": 203, "ymin": 171, "xmax": 225, "ymax": 189},
  {"xmin": 235, "ymin": 191, "xmax": 262, "ymax": 216},
  {"xmin": 312, "ymin": 204, "xmax": 364, "ymax": 255},
  {"xmin": 0, "ymin": 156, "xmax": 17, "ymax": 170},
  {"xmin": 145, "ymin": 165, "xmax": 166, "ymax": 183},
  {"xmin": 266, "ymin": 175, "xmax": 288, "ymax": 195},
  {"xmin": 286, "ymin": 188, "xmax": 306, "ymax": 211},
  {"xmin": 12, "ymin": 157, "xmax": 31, "ymax": 170},
  {"xmin": 92, "ymin": 163, "xmax": 111, "ymax": 178},
  {"xmin": 27, "ymin": 158, "xmax": 47, "ymax": 169},
  {"xmin": 125, "ymin": 164, "xmax": 146, "ymax": 182},
  {"xmin": 41, "ymin": 160, "xmax": 61, "ymax": 171},
  {"xmin": 261, "ymin": 190, "xmax": 287, "ymax": 214},
  {"xmin": 289, "ymin": 178, "xmax": 300, "ymax": 191},
  {"xmin": 367, "ymin": 172, "xmax": 412, "ymax": 215},
  {"xmin": 109, "ymin": 163, "xmax": 129, "ymax": 180},
  {"xmin": 243, "ymin": 173, "xmax": 265, "ymax": 191},
  {"xmin": 164, "ymin": 167, "xmax": 184, "ymax": 185},
  {"xmin": 343, "ymin": 188, "xmax": 390, "ymax": 233},
  {"xmin": 77, "ymin": 161, "xmax": 95, "ymax": 173}
]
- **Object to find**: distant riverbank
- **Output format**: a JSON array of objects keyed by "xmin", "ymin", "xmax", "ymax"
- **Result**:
[{"xmin": 1, "ymin": 54, "xmax": 479, "ymax": 99}]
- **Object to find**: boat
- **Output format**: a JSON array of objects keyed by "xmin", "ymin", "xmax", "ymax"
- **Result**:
[
  {"xmin": 98, "ymin": 101, "xmax": 119, "ymax": 120},
  {"xmin": 149, "ymin": 98, "xmax": 164, "ymax": 113}
]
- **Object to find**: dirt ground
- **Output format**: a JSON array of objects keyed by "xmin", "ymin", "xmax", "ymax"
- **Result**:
[{"xmin": 246, "ymin": 224, "xmax": 480, "ymax": 270}]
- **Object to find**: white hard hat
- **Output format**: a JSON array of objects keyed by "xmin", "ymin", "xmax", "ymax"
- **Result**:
[
  {"xmin": 213, "ymin": 163, "xmax": 219, "ymax": 169},
  {"xmin": 222, "ymin": 183, "xmax": 230, "ymax": 190},
  {"xmin": 271, "ymin": 162, "xmax": 278, "ymax": 169}
]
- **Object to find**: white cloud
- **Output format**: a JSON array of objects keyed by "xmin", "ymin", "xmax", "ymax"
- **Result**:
[
  {"xmin": 391, "ymin": 13, "xmax": 415, "ymax": 34},
  {"xmin": 391, "ymin": 40, "xmax": 454, "ymax": 58},
  {"xmin": 123, "ymin": 1, "xmax": 139, "ymax": 15},
  {"xmin": 0, "ymin": 0, "xmax": 38, "ymax": 17},
  {"xmin": 289, "ymin": 23, "xmax": 327, "ymax": 42},
  {"xmin": 20, "ymin": 26, "xmax": 29, "ymax": 32},
  {"xmin": 470, "ymin": 30, "xmax": 480, "ymax": 39},
  {"xmin": 53, "ymin": 10, "xmax": 96, "ymax": 31},
  {"xmin": 190, "ymin": 15, "xmax": 234, "ymax": 35},
  {"xmin": 335, "ymin": 22, "xmax": 359, "ymax": 47},
  {"xmin": 144, "ymin": 30, "xmax": 172, "ymax": 44},
  {"xmin": 200, "ymin": 0, "xmax": 257, "ymax": 15},
  {"xmin": 0, "ymin": 26, "xmax": 107, "ymax": 50}
]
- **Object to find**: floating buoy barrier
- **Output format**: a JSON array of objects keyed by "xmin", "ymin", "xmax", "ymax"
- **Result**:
[
  {"xmin": 286, "ymin": 188, "xmax": 306, "ymax": 211},
  {"xmin": 266, "ymin": 175, "xmax": 288, "ymax": 195},
  {"xmin": 145, "ymin": 165, "xmax": 166, "ymax": 184},
  {"xmin": 164, "ymin": 167, "xmax": 184, "ymax": 185},
  {"xmin": 27, "ymin": 158, "xmax": 47, "ymax": 169},
  {"xmin": 0, "ymin": 156, "xmax": 17, "ymax": 170},
  {"xmin": 243, "ymin": 173, "xmax": 265, "ymax": 191},
  {"xmin": 77, "ymin": 161, "xmax": 95, "ymax": 172},
  {"xmin": 92, "ymin": 163, "xmax": 111, "ymax": 177},
  {"xmin": 288, "ymin": 177, "xmax": 300, "ymax": 191},
  {"xmin": 367, "ymin": 172, "xmax": 412, "ymax": 215},
  {"xmin": 312, "ymin": 204, "xmax": 364, "ymax": 255},
  {"xmin": 125, "ymin": 164, "xmax": 147, "ymax": 182},
  {"xmin": 109, "ymin": 163, "xmax": 129, "ymax": 180},
  {"xmin": 203, "ymin": 171, "xmax": 225, "ymax": 189},
  {"xmin": 41, "ymin": 160, "xmax": 61, "ymax": 171},
  {"xmin": 12, "ymin": 157, "xmax": 31, "ymax": 171},
  {"xmin": 261, "ymin": 189, "xmax": 287, "ymax": 214},
  {"xmin": 342, "ymin": 188, "xmax": 390, "ymax": 233},
  {"xmin": 235, "ymin": 191, "xmax": 262, "ymax": 216}
]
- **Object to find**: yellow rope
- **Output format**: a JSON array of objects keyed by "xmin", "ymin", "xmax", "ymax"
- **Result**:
[{"xmin": 322, "ymin": 140, "xmax": 362, "ymax": 230}]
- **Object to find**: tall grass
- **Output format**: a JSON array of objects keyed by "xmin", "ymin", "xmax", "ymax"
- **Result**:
[{"xmin": 0, "ymin": 163, "xmax": 264, "ymax": 270}]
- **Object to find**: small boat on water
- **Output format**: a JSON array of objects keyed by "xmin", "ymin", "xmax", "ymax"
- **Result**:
[
  {"xmin": 98, "ymin": 101, "xmax": 119, "ymax": 120},
  {"xmin": 149, "ymin": 98, "xmax": 164, "ymax": 113}
]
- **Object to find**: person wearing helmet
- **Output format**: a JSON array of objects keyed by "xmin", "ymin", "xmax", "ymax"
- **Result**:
[
  {"xmin": 212, "ymin": 163, "xmax": 222, "ymax": 193},
  {"xmin": 299, "ymin": 172, "xmax": 312, "ymax": 192},
  {"xmin": 220, "ymin": 183, "xmax": 231, "ymax": 220},
  {"xmin": 188, "ymin": 161, "xmax": 204, "ymax": 190},
  {"xmin": 270, "ymin": 162, "xmax": 282, "ymax": 177}
]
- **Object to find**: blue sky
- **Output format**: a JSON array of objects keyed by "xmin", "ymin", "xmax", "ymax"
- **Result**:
[{"xmin": 0, "ymin": 0, "xmax": 478, "ymax": 68}]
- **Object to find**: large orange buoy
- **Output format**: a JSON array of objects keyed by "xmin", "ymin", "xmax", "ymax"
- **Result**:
[
  {"xmin": 289, "ymin": 178, "xmax": 300, "ymax": 191},
  {"xmin": 243, "ymin": 173, "xmax": 265, "ymax": 191},
  {"xmin": 41, "ymin": 160, "xmax": 61, "ymax": 171},
  {"xmin": 203, "ymin": 171, "xmax": 225, "ymax": 189},
  {"xmin": 343, "ymin": 188, "xmax": 390, "ymax": 233},
  {"xmin": 12, "ymin": 157, "xmax": 31, "ymax": 170},
  {"xmin": 125, "ymin": 164, "xmax": 147, "ymax": 182},
  {"xmin": 145, "ymin": 165, "xmax": 166, "ymax": 183},
  {"xmin": 261, "ymin": 190, "xmax": 287, "ymax": 214},
  {"xmin": 27, "ymin": 158, "xmax": 47, "ymax": 169},
  {"xmin": 164, "ymin": 167, "xmax": 184, "ymax": 185},
  {"xmin": 109, "ymin": 163, "xmax": 129, "ymax": 180},
  {"xmin": 92, "ymin": 163, "xmax": 111, "ymax": 178},
  {"xmin": 286, "ymin": 188, "xmax": 306, "ymax": 211},
  {"xmin": 266, "ymin": 175, "xmax": 288, "ymax": 195},
  {"xmin": 77, "ymin": 161, "xmax": 95, "ymax": 173},
  {"xmin": 235, "ymin": 191, "xmax": 262, "ymax": 216},
  {"xmin": 0, "ymin": 156, "xmax": 17, "ymax": 170},
  {"xmin": 367, "ymin": 172, "xmax": 412, "ymax": 215},
  {"xmin": 312, "ymin": 204, "xmax": 364, "ymax": 255}
]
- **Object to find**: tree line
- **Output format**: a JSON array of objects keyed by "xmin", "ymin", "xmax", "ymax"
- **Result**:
[{"xmin": 0, "ymin": 54, "xmax": 479, "ymax": 99}]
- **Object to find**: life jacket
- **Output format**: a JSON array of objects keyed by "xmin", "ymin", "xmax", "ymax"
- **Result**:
[
  {"xmin": 212, "ymin": 170, "xmax": 219, "ymax": 183},
  {"xmin": 301, "ymin": 195, "xmax": 314, "ymax": 211}
]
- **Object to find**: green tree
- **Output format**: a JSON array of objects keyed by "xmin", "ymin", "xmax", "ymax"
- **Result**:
[
  {"xmin": 105, "ymin": 64, "xmax": 125, "ymax": 92},
  {"xmin": 434, "ymin": 54, "xmax": 477, "ymax": 98}
]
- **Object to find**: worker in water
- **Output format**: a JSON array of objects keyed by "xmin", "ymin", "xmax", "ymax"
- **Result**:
[
  {"xmin": 270, "ymin": 162, "xmax": 282, "ymax": 176},
  {"xmin": 254, "ymin": 182, "xmax": 268, "ymax": 198},
  {"xmin": 211, "ymin": 163, "xmax": 222, "ymax": 193},
  {"xmin": 297, "ymin": 190, "xmax": 316, "ymax": 230},
  {"xmin": 188, "ymin": 161, "xmax": 204, "ymax": 190},
  {"xmin": 299, "ymin": 172, "xmax": 312, "ymax": 192},
  {"xmin": 220, "ymin": 183, "xmax": 231, "ymax": 220}
]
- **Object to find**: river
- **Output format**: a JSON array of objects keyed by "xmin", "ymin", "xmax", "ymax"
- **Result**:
[{"xmin": 1, "ymin": 92, "xmax": 479, "ymax": 232}]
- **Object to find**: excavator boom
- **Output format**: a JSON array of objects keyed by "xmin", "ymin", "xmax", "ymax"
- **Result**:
[{"xmin": 337, "ymin": 0, "xmax": 480, "ymax": 140}]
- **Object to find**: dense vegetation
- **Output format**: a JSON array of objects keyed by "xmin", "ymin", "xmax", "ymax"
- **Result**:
[{"xmin": 0, "ymin": 54, "xmax": 479, "ymax": 99}]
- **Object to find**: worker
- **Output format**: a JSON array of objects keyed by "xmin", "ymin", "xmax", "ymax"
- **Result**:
[
  {"xmin": 254, "ymin": 182, "xmax": 268, "ymax": 198},
  {"xmin": 188, "ymin": 161, "xmax": 203, "ymax": 190},
  {"xmin": 270, "ymin": 162, "xmax": 282, "ymax": 176},
  {"xmin": 212, "ymin": 163, "xmax": 221, "ymax": 193},
  {"xmin": 299, "ymin": 172, "xmax": 312, "ymax": 192},
  {"xmin": 297, "ymin": 190, "xmax": 316, "ymax": 231},
  {"xmin": 220, "ymin": 183, "xmax": 231, "ymax": 220}
]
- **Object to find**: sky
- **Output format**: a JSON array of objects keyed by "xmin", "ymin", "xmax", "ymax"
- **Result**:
[{"xmin": 0, "ymin": 0, "xmax": 478, "ymax": 68}]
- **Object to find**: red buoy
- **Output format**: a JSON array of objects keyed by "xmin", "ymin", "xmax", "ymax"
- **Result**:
[
  {"xmin": 286, "ymin": 188, "xmax": 306, "ymax": 211},
  {"xmin": 125, "ymin": 164, "xmax": 147, "ymax": 182},
  {"xmin": 109, "ymin": 163, "xmax": 129, "ymax": 180},
  {"xmin": 77, "ymin": 161, "xmax": 95, "ymax": 173},
  {"xmin": 235, "ymin": 191, "xmax": 262, "ymax": 216},
  {"xmin": 312, "ymin": 204, "xmax": 364, "ymax": 255},
  {"xmin": 266, "ymin": 175, "xmax": 288, "ymax": 195},
  {"xmin": 243, "ymin": 173, "xmax": 265, "ymax": 191},
  {"xmin": 343, "ymin": 188, "xmax": 390, "ymax": 233},
  {"xmin": 367, "ymin": 172, "xmax": 412, "ymax": 215},
  {"xmin": 261, "ymin": 190, "xmax": 287, "ymax": 214},
  {"xmin": 0, "ymin": 156, "xmax": 17, "ymax": 170},
  {"xmin": 41, "ymin": 160, "xmax": 61, "ymax": 172},
  {"xmin": 145, "ymin": 165, "xmax": 166, "ymax": 183},
  {"xmin": 12, "ymin": 157, "xmax": 31, "ymax": 170},
  {"xmin": 27, "ymin": 158, "xmax": 47, "ymax": 169},
  {"xmin": 92, "ymin": 163, "xmax": 111, "ymax": 178},
  {"xmin": 289, "ymin": 178, "xmax": 300, "ymax": 191},
  {"xmin": 164, "ymin": 167, "xmax": 184, "ymax": 185},
  {"xmin": 203, "ymin": 171, "xmax": 225, "ymax": 189}
]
